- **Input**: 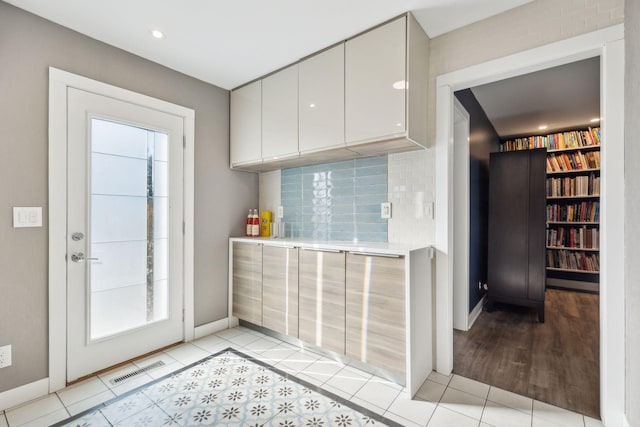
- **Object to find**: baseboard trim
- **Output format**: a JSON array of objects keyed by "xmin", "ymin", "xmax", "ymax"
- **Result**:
[
  {"xmin": 193, "ymin": 318, "xmax": 230, "ymax": 339},
  {"xmin": 0, "ymin": 378, "xmax": 49, "ymax": 412},
  {"xmin": 468, "ymin": 296, "xmax": 486, "ymax": 329}
]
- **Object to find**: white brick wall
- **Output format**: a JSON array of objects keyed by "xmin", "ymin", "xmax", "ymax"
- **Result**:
[{"xmin": 387, "ymin": 150, "xmax": 435, "ymax": 245}]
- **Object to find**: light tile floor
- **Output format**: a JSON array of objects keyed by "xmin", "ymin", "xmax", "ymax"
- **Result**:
[{"xmin": 0, "ymin": 326, "xmax": 605, "ymax": 427}]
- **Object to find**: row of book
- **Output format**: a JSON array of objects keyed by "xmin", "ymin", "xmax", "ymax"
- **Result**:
[
  {"xmin": 547, "ymin": 201, "xmax": 600, "ymax": 222},
  {"xmin": 500, "ymin": 127, "xmax": 601, "ymax": 152},
  {"xmin": 546, "ymin": 174, "xmax": 600, "ymax": 197},
  {"xmin": 547, "ymin": 250, "xmax": 600, "ymax": 272},
  {"xmin": 546, "ymin": 226, "xmax": 599, "ymax": 249},
  {"xmin": 547, "ymin": 150, "xmax": 600, "ymax": 173}
]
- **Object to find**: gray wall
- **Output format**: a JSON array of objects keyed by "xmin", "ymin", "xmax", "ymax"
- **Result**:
[
  {"xmin": 454, "ymin": 89, "xmax": 500, "ymax": 312},
  {"xmin": 625, "ymin": 0, "xmax": 640, "ymax": 424},
  {"xmin": 0, "ymin": 1, "xmax": 257, "ymax": 393}
]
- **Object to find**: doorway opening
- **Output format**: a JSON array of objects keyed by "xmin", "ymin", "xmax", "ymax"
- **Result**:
[
  {"xmin": 450, "ymin": 58, "xmax": 601, "ymax": 417},
  {"xmin": 434, "ymin": 26, "xmax": 625, "ymax": 426}
]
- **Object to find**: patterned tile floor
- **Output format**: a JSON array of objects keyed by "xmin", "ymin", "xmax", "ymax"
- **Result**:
[
  {"xmin": 53, "ymin": 348, "xmax": 399, "ymax": 427},
  {"xmin": 0, "ymin": 326, "xmax": 605, "ymax": 427}
]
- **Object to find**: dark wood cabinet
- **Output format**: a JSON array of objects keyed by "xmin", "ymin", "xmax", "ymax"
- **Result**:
[{"xmin": 488, "ymin": 148, "xmax": 546, "ymax": 322}]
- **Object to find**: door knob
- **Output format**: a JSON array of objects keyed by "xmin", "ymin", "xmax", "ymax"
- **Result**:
[{"xmin": 70, "ymin": 252, "xmax": 99, "ymax": 263}]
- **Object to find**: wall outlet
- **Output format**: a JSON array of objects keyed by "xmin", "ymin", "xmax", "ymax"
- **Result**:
[
  {"xmin": 0, "ymin": 344, "xmax": 12, "ymax": 368},
  {"xmin": 277, "ymin": 206, "xmax": 284, "ymax": 219},
  {"xmin": 426, "ymin": 201, "xmax": 434, "ymax": 220},
  {"xmin": 381, "ymin": 202, "xmax": 392, "ymax": 219}
]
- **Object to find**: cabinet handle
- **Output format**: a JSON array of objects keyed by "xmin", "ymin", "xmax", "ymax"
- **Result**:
[
  {"xmin": 348, "ymin": 251, "xmax": 402, "ymax": 258},
  {"xmin": 302, "ymin": 248, "xmax": 342, "ymax": 253}
]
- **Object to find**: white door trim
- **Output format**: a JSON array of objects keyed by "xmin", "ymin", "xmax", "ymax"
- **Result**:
[
  {"xmin": 48, "ymin": 67, "xmax": 195, "ymax": 393},
  {"xmin": 434, "ymin": 25, "xmax": 625, "ymax": 425},
  {"xmin": 452, "ymin": 98, "xmax": 470, "ymax": 331}
]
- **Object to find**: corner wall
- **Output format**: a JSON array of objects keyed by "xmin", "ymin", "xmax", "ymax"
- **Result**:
[
  {"xmin": 0, "ymin": 1, "xmax": 257, "ymax": 393},
  {"xmin": 624, "ymin": 0, "xmax": 639, "ymax": 424},
  {"xmin": 454, "ymin": 89, "xmax": 500, "ymax": 312}
]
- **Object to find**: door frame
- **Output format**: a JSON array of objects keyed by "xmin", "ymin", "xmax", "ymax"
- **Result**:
[
  {"xmin": 452, "ymin": 98, "xmax": 471, "ymax": 331},
  {"xmin": 434, "ymin": 25, "xmax": 625, "ymax": 425},
  {"xmin": 48, "ymin": 68, "xmax": 195, "ymax": 392}
]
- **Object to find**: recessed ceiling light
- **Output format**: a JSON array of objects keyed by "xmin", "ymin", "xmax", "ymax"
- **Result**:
[
  {"xmin": 151, "ymin": 29, "xmax": 164, "ymax": 39},
  {"xmin": 538, "ymin": 125, "xmax": 548, "ymax": 130},
  {"xmin": 309, "ymin": 103, "xmax": 316, "ymax": 108},
  {"xmin": 590, "ymin": 117, "xmax": 601, "ymax": 123}
]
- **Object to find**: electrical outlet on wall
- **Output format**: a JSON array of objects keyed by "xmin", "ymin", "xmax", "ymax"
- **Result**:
[
  {"xmin": 381, "ymin": 202, "xmax": 392, "ymax": 219},
  {"xmin": 0, "ymin": 344, "xmax": 12, "ymax": 368}
]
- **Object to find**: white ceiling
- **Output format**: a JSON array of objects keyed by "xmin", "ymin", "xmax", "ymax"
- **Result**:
[
  {"xmin": 6, "ymin": 0, "xmax": 531, "ymax": 90},
  {"xmin": 470, "ymin": 57, "xmax": 601, "ymax": 138}
]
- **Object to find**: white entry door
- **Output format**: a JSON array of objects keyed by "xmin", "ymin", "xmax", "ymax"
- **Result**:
[{"xmin": 66, "ymin": 87, "xmax": 185, "ymax": 382}]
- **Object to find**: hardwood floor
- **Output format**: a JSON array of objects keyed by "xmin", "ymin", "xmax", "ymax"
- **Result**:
[{"xmin": 453, "ymin": 289, "xmax": 599, "ymax": 418}]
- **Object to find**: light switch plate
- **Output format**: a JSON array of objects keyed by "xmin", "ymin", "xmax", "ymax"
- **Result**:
[
  {"xmin": 426, "ymin": 202, "xmax": 434, "ymax": 220},
  {"xmin": 13, "ymin": 207, "xmax": 43, "ymax": 228},
  {"xmin": 277, "ymin": 206, "xmax": 284, "ymax": 219},
  {"xmin": 381, "ymin": 202, "xmax": 392, "ymax": 219}
]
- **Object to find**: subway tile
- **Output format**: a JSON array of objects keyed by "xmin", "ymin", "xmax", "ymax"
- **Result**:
[
  {"xmin": 280, "ymin": 156, "xmax": 388, "ymax": 242},
  {"xmin": 355, "ymin": 232, "xmax": 387, "ymax": 242},
  {"xmin": 329, "ymin": 169, "xmax": 355, "ymax": 180},
  {"xmin": 355, "ymin": 195, "xmax": 387, "ymax": 206},
  {"xmin": 281, "ymin": 167, "xmax": 301, "ymax": 177},
  {"xmin": 356, "ymin": 204, "xmax": 383, "ymax": 214},
  {"xmin": 354, "ymin": 183, "xmax": 387, "ymax": 196},
  {"xmin": 355, "ymin": 174, "xmax": 387, "ymax": 187},
  {"xmin": 356, "ymin": 223, "xmax": 387, "ymax": 233},
  {"xmin": 355, "ymin": 156, "xmax": 387, "ymax": 167},
  {"xmin": 355, "ymin": 164, "xmax": 387, "ymax": 177},
  {"xmin": 355, "ymin": 213, "xmax": 386, "ymax": 223}
]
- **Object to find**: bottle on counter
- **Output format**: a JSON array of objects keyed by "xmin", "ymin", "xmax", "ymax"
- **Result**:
[
  {"xmin": 251, "ymin": 209, "xmax": 260, "ymax": 237},
  {"xmin": 260, "ymin": 211, "xmax": 272, "ymax": 237},
  {"xmin": 245, "ymin": 209, "xmax": 252, "ymax": 237}
]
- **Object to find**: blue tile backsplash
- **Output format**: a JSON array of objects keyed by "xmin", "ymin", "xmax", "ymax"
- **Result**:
[{"xmin": 280, "ymin": 156, "xmax": 388, "ymax": 242}]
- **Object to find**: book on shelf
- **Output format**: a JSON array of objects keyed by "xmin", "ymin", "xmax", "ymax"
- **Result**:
[
  {"xmin": 546, "ymin": 151, "xmax": 600, "ymax": 173},
  {"xmin": 546, "ymin": 226, "xmax": 599, "ymax": 249},
  {"xmin": 546, "ymin": 174, "xmax": 600, "ymax": 197},
  {"xmin": 547, "ymin": 201, "xmax": 600, "ymax": 222},
  {"xmin": 546, "ymin": 249, "xmax": 600, "ymax": 272},
  {"xmin": 500, "ymin": 127, "xmax": 600, "ymax": 152}
]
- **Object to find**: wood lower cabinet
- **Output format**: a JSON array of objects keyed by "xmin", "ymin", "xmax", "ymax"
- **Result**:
[
  {"xmin": 346, "ymin": 252, "xmax": 406, "ymax": 378},
  {"xmin": 262, "ymin": 245, "xmax": 299, "ymax": 337},
  {"xmin": 231, "ymin": 242, "xmax": 263, "ymax": 325},
  {"xmin": 298, "ymin": 248, "xmax": 346, "ymax": 354}
]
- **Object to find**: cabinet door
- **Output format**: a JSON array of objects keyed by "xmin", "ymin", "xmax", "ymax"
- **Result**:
[
  {"xmin": 298, "ymin": 249, "xmax": 345, "ymax": 354},
  {"xmin": 262, "ymin": 64, "xmax": 299, "ymax": 160},
  {"xmin": 488, "ymin": 151, "xmax": 530, "ymax": 300},
  {"xmin": 346, "ymin": 253, "xmax": 406, "ymax": 378},
  {"xmin": 299, "ymin": 44, "xmax": 345, "ymax": 153},
  {"xmin": 345, "ymin": 16, "xmax": 406, "ymax": 144},
  {"xmin": 232, "ymin": 242, "xmax": 262, "ymax": 325},
  {"xmin": 230, "ymin": 81, "xmax": 262, "ymax": 166},
  {"xmin": 262, "ymin": 246, "xmax": 299, "ymax": 337}
]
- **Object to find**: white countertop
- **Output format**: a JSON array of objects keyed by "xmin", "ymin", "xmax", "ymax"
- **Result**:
[{"xmin": 229, "ymin": 236, "xmax": 431, "ymax": 256}]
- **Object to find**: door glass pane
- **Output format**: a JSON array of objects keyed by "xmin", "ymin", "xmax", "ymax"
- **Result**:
[{"xmin": 89, "ymin": 118, "xmax": 169, "ymax": 340}]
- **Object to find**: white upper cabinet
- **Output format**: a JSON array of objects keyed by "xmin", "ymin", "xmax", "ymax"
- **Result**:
[
  {"xmin": 346, "ymin": 17, "xmax": 406, "ymax": 144},
  {"xmin": 299, "ymin": 44, "xmax": 345, "ymax": 154},
  {"xmin": 262, "ymin": 64, "xmax": 299, "ymax": 161},
  {"xmin": 229, "ymin": 13, "xmax": 428, "ymax": 171},
  {"xmin": 345, "ymin": 15, "xmax": 428, "ymax": 151},
  {"xmin": 230, "ymin": 80, "xmax": 262, "ymax": 166}
]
